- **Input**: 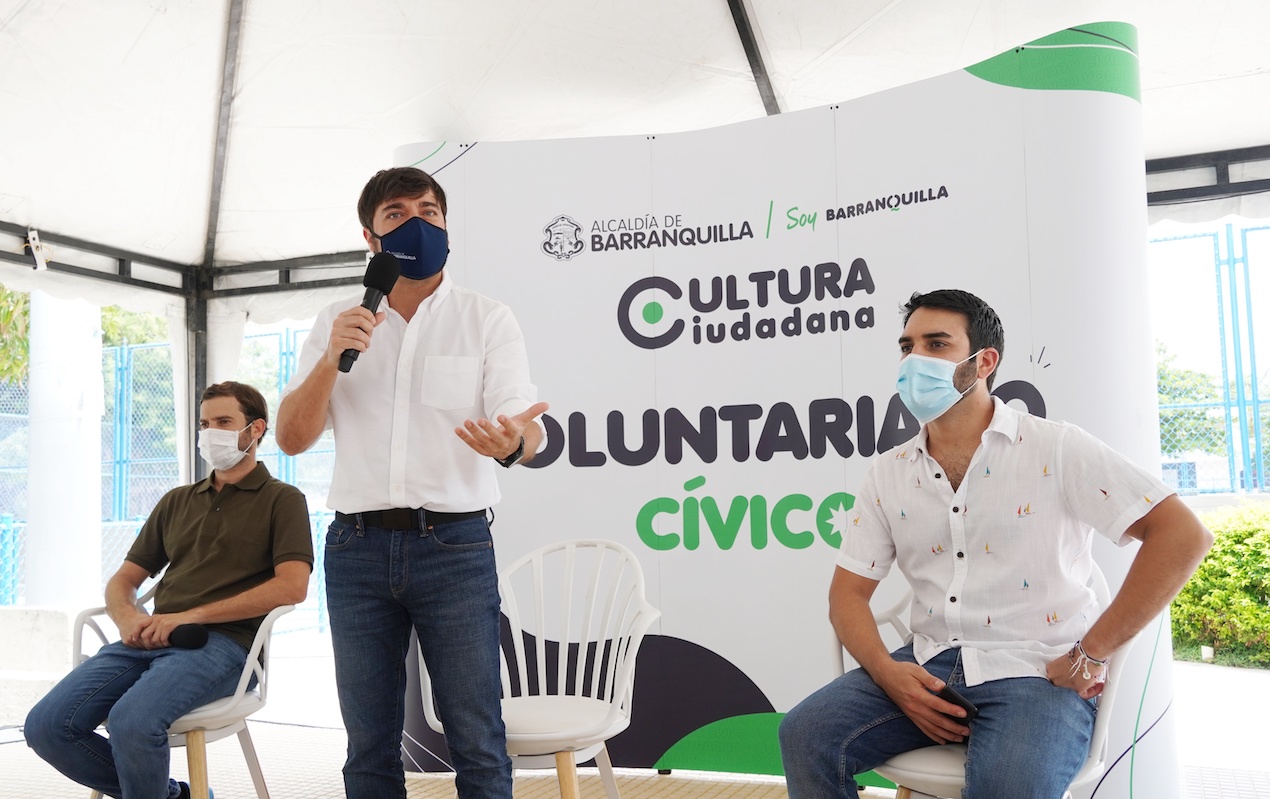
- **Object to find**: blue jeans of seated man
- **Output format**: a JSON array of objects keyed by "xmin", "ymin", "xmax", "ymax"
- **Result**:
[
  {"xmin": 24, "ymin": 633, "xmax": 248, "ymax": 799},
  {"xmin": 779, "ymin": 644, "xmax": 1096, "ymax": 799},
  {"xmin": 324, "ymin": 515, "xmax": 512, "ymax": 799}
]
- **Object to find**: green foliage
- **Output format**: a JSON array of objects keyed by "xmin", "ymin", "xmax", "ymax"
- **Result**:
[
  {"xmin": 1171, "ymin": 503, "xmax": 1270, "ymax": 665},
  {"xmin": 0, "ymin": 291, "xmax": 168, "ymax": 386},
  {"xmin": 1173, "ymin": 641, "xmax": 1265, "ymax": 669},
  {"xmin": 1156, "ymin": 341, "xmax": 1226, "ymax": 457},
  {"xmin": 0, "ymin": 286, "xmax": 30, "ymax": 385},
  {"xmin": 101, "ymin": 306, "xmax": 168, "ymax": 347}
]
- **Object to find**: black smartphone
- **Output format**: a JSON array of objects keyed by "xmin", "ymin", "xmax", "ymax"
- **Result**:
[{"xmin": 935, "ymin": 685, "xmax": 979, "ymax": 721}]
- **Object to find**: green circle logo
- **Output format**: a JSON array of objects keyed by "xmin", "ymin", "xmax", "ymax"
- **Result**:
[{"xmin": 642, "ymin": 302, "xmax": 664, "ymax": 324}]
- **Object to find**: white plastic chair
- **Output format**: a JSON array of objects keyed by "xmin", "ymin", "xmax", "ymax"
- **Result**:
[
  {"xmin": 419, "ymin": 539, "xmax": 661, "ymax": 799},
  {"xmin": 856, "ymin": 565, "xmax": 1127, "ymax": 799},
  {"xmin": 74, "ymin": 586, "xmax": 294, "ymax": 799}
]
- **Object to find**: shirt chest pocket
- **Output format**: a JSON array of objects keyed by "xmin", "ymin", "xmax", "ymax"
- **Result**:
[{"xmin": 420, "ymin": 355, "xmax": 479, "ymax": 410}]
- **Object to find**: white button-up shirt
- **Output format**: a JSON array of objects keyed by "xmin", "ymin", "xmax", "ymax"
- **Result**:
[
  {"xmin": 284, "ymin": 274, "xmax": 538, "ymax": 514},
  {"xmin": 836, "ymin": 397, "xmax": 1172, "ymax": 686}
]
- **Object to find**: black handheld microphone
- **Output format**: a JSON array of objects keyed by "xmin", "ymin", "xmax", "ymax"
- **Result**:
[
  {"xmin": 339, "ymin": 252, "xmax": 401, "ymax": 373},
  {"xmin": 169, "ymin": 623, "xmax": 209, "ymax": 649}
]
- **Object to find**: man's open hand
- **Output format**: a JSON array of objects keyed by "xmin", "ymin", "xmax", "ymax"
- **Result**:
[{"xmin": 456, "ymin": 402, "xmax": 549, "ymax": 460}]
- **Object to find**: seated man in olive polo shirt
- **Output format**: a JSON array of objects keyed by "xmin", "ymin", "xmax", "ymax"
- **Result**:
[{"xmin": 24, "ymin": 381, "xmax": 314, "ymax": 799}]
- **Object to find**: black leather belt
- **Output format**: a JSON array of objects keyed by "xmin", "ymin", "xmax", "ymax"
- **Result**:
[{"xmin": 335, "ymin": 508, "xmax": 486, "ymax": 530}]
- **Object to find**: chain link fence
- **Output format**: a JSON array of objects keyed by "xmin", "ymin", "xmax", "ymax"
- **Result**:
[
  {"xmin": 1152, "ymin": 222, "xmax": 1269, "ymax": 496},
  {"xmin": 0, "ymin": 331, "xmax": 336, "ymax": 633},
  {"xmin": 1159, "ymin": 401, "xmax": 1269, "ymax": 493},
  {"xmin": 0, "ymin": 378, "xmax": 29, "ymax": 602}
]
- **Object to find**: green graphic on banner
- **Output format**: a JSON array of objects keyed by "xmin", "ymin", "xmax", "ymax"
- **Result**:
[
  {"xmin": 964, "ymin": 22, "xmax": 1140, "ymax": 102},
  {"xmin": 654, "ymin": 713, "xmax": 785, "ymax": 775},
  {"xmin": 652, "ymin": 712, "xmax": 895, "ymax": 789}
]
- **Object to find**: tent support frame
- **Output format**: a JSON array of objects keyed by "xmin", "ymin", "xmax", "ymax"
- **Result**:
[
  {"xmin": 1147, "ymin": 144, "xmax": 1270, "ymax": 204},
  {"xmin": 4, "ymin": 139, "xmax": 1270, "ymax": 482}
]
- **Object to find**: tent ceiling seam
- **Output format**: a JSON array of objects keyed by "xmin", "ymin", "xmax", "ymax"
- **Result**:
[
  {"xmin": 202, "ymin": 0, "xmax": 246, "ymax": 274},
  {"xmin": 727, "ymin": 0, "xmax": 781, "ymax": 116}
]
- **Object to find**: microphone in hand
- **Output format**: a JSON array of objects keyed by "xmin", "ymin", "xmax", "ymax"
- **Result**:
[
  {"xmin": 169, "ymin": 623, "xmax": 209, "ymax": 649},
  {"xmin": 339, "ymin": 252, "xmax": 401, "ymax": 373}
]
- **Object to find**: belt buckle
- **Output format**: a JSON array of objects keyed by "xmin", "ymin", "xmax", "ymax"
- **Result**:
[{"xmin": 386, "ymin": 507, "xmax": 417, "ymax": 529}]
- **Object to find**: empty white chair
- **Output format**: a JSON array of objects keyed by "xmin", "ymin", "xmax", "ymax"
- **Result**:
[{"xmin": 419, "ymin": 539, "xmax": 660, "ymax": 799}]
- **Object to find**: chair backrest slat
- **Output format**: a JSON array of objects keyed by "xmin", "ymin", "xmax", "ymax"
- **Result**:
[
  {"xmin": 417, "ymin": 538, "xmax": 662, "ymax": 740},
  {"xmin": 579, "ymin": 544, "xmax": 607, "ymax": 696},
  {"xmin": 501, "ymin": 569, "xmax": 529, "ymax": 696}
]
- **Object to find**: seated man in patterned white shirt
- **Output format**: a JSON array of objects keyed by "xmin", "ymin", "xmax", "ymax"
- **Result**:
[{"xmin": 779, "ymin": 289, "xmax": 1214, "ymax": 799}]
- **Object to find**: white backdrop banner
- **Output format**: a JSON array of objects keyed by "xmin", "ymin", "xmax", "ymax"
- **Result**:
[{"xmin": 395, "ymin": 23, "xmax": 1176, "ymax": 798}]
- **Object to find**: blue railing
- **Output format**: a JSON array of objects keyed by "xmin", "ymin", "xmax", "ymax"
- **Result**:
[
  {"xmin": 0, "ymin": 513, "xmax": 19, "ymax": 605},
  {"xmin": 1152, "ymin": 222, "xmax": 1269, "ymax": 495}
]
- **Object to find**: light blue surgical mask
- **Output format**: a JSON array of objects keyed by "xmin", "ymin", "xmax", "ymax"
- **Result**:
[
  {"xmin": 896, "ymin": 349, "xmax": 983, "ymax": 424},
  {"xmin": 373, "ymin": 216, "xmax": 449, "ymax": 280}
]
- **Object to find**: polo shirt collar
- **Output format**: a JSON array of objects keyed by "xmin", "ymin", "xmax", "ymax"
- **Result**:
[{"xmin": 194, "ymin": 461, "xmax": 272, "ymax": 493}]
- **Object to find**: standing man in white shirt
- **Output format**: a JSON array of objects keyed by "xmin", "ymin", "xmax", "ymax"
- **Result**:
[
  {"xmin": 779, "ymin": 289, "xmax": 1213, "ymax": 798},
  {"xmin": 276, "ymin": 167, "xmax": 547, "ymax": 799}
]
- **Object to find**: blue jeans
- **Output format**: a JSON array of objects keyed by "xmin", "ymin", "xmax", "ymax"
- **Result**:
[
  {"xmin": 325, "ymin": 515, "xmax": 511, "ymax": 799},
  {"xmin": 24, "ymin": 633, "xmax": 248, "ymax": 799},
  {"xmin": 779, "ymin": 644, "xmax": 1095, "ymax": 799}
]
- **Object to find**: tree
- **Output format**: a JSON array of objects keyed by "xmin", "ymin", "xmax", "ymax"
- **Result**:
[
  {"xmin": 0, "ymin": 287, "xmax": 29, "ymax": 385},
  {"xmin": 0, "ymin": 287, "xmax": 169, "ymax": 387},
  {"xmin": 1156, "ymin": 341, "xmax": 1225, "ymax": 458},
  {"xmin": 101, "ymin": 306, "xmax": 167, "ymax": 346}
]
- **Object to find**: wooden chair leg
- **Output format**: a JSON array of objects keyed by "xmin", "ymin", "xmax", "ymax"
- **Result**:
[
  {"xmin": 554, "ymin": 750, "xmax": 581, "ymax": 799},
  {"xmin": 186, "ymin": 729, "xmax": 210, "ymax": 799},
  {"xmin": 895, "ymin": 788, "xmax": 913, "ymax": 799}
]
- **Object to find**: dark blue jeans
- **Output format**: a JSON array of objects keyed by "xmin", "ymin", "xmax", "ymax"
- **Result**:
[
  {"xmin": 24, "ymin": 633, "xmax": 247, "ymax": 799},
  {"xmin": 780, "ymin": 644, "xmax": 1095, "ymax": 799},
  {"xmin": 325, "ymin": 515, "xmax": 511, "ymax": 799}
]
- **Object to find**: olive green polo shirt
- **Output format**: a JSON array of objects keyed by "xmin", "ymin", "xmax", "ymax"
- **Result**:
[{"xmin": 126, "ymin": 461, "xmax": 314, "ymax": 651}]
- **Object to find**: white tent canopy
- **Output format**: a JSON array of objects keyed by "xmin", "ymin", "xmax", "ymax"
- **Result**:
[{"xmin": 2, "ymin": 0, "xmax": 1269, "ymax": 314}]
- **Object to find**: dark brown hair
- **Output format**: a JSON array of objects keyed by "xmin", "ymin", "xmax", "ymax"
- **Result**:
[
  {"xmin": 902, "ymin": 289, "xmax": 1005, "ymax": 389},
  {"xmin": 357, "ymin": 167, "xmax": 448, "ymax": 232},
  {"xmin": 200, "ymin": 381, "xmax": 269, "ymax": 435}
]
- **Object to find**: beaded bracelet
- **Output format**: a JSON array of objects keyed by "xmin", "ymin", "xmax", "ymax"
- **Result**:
[{"xmin": 1068, "ymin": 640, "xmax": 1108, "ymax": 681}]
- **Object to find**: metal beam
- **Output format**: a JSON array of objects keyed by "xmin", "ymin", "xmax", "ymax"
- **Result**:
[
  {"xmin": 1147, "ymin": 144, "xmax": 1270, "ymax": 205},
  {"xmin": 1146, "ymin": 144, "xmax": 1270, "ymax": 173},
  {"xmin": 214, "ymin": 250, "xmax": 367, "ymax": 275},
  {"xmin": 0, "ymin": 220, "xmax": 192, "ymax": 275},
  {"xmin": 185, "ymin": 0, "xmax": 246, "ymax": 454},
  {"xmin": 208, "ymin": 276, "xmax": 361, "ymax": 299},
  {"xmin": 186, "ymin": 292, "xmax": 209, "ymax": 482},
  {"xmin": 727, "ymin": 0, "xmax": 781, "ymax": 116},
  {"xmin": 202, "ymin": 0, "xmax": 245, "ymax": 270},
  {"xmin": 0, "ymin": 251, "xmax": 187, "ymax": 296},
  {"xmin": 1148, "ymin": 179, "xmax": 1270, "ymax": 205}
]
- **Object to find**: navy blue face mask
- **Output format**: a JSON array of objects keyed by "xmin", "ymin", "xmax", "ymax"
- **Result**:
[{"xmin": 373, "ymin": 216, "xmax": 449, "ymax": 280}]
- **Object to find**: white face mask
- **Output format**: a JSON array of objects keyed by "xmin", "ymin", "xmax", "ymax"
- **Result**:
[{"xmin": 197, "ymin": 424, "xmax": 254, "ymax": 472}]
